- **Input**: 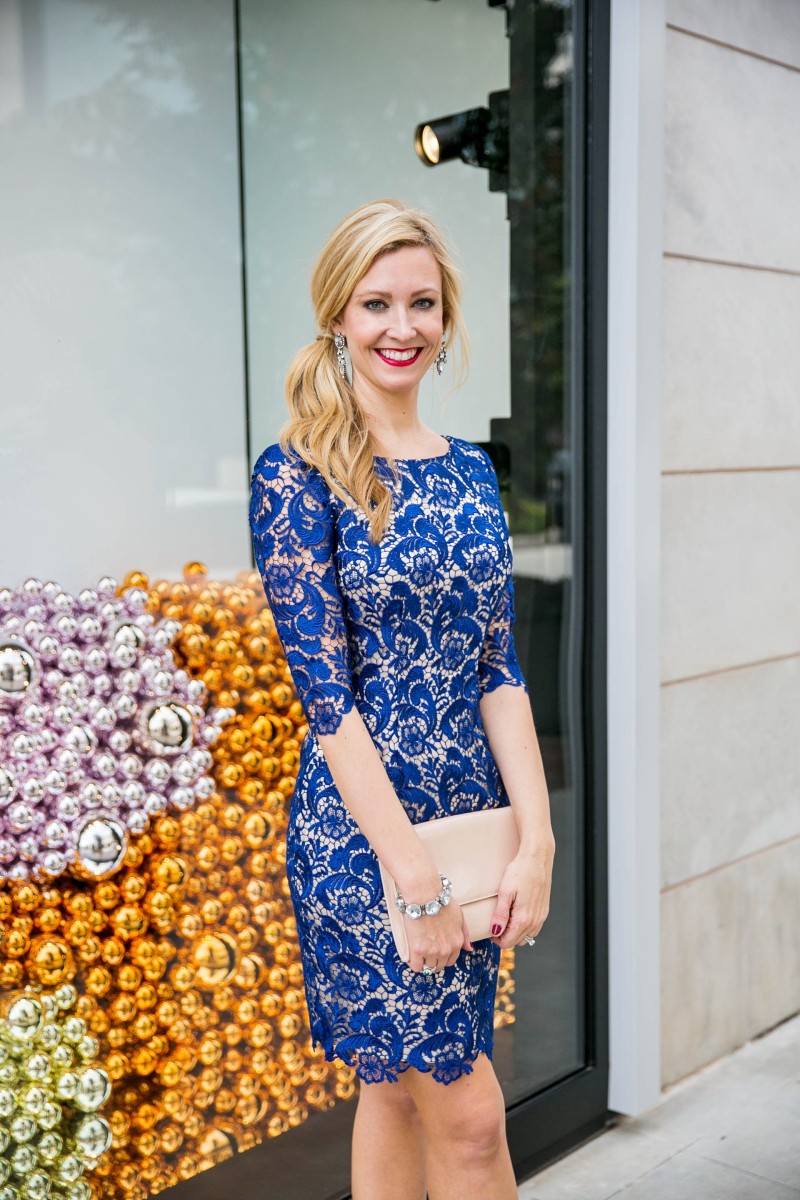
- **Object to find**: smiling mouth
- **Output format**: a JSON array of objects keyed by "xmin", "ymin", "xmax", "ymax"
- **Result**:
[{"xmin": 374, "ymin": 348, "xmax": 424, "ymax": 367}]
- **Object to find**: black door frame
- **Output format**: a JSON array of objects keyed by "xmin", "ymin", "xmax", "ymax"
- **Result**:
[{"xmin": 502, "ymin": 0, "xmax": 610, "ymax": 1178}]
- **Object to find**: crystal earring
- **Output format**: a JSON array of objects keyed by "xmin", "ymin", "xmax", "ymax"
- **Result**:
[
  {"xmin": 435, "ymin": 336, "xmax": 447, "ymax": 377},
  {"xmin": 334, "ymin": 332, "xmax": 348, "ymax": 381}
]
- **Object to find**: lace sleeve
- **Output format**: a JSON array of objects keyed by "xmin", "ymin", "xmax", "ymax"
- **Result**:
[
  {"xmin": 249, "ymin": 447, "xmax": 356, "ymax": 736},
  {"xmin": 478, "ymin": 570, "xmax": 529, "ymax": 697},
  {"xmin": 476, "ymin": 450, "xmax": 530, "ymax": 698}
]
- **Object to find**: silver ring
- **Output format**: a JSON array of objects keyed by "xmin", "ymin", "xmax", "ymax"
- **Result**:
[
  {"xmin": 421, "ymin": 965, "xmax": 434, "ymax": 976},
  {"xmin": 523, "ymin": 936, "xmax": 536, "ymax": 946}
]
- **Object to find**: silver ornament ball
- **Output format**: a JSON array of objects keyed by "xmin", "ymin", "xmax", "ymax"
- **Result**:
[
  {"xmin": 139, "ymin": 700, "xmax": 192, "ymax": 754},
  {"xmin": 72, "ymin": 1115, "xmax": 112, "ymax": 1160},
  {"xmin": 73, "ymin": 1068, "xmax": 110, "ymax": 1113},
  {"xmin": 11, "ymin": 1143, "xmax": 37, "ymax": 1174},
  {"xmin": 0, "ymin": 648, "xmax": 36, "ymax": 700},
  {"xmin": 4, "ymin": 996, "xmax": 43, "ymax": 1042},
  {"xmin": 10, "ymin": 1115, "xmax": 37, "ymax": 1143},
  {"xmin": 0, "ymin": 768, "xmax": 16, "ymax": 803},
  {"xmin": 37, "ymin": 1101, "xmax": 62, "ymax": 1131},
  {"xmin": 20, "ymin": 777, "xmax": 44, "ymax": 803},
  {"xmin": 24, "ymin": 1170, "xmax": 51, "ymax": 1200},
  {"xmin": 57, "ymin": 1155, "xmax": 83, "ymax": 1184},
  {"xmin": 74, "ymin": 816, "xmax": 127, "ymax": 879},
  {"xmin": 126, "ymin": 810, "xmax": 149, "ymax": 836}
]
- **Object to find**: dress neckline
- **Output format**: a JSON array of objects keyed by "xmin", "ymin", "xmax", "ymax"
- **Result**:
[{"xmin": 373, "ymin": 434, "xmax": 453, "ymax": 464}]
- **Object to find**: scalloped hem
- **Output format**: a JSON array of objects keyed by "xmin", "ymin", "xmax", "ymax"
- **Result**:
[{"xmin": 311, "ymin": 1034, "xmax": 493, "ymax": 1086}]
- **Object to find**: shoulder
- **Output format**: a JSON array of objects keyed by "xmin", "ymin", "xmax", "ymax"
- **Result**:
[
  {"xmin": 447, "ymin": 436, "xmax": 492, "ymax": 467},
  {"xmin": 249, "ymin": 442, "xmax": 335, "ymax": 528},
  {"xmin": 448, "ymin": 437, "xmax": 501, "ymax": 486},
  {"xmin": 251, "ymin": 441, "xmax": 306, "ymax": 485},
  {"xmin": 250, "ymin": 442, "xmax": 332, "ymax": 498}
]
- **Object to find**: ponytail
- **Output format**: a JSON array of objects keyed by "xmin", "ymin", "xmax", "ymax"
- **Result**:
[{"xmin": 279, "ymin": 335, "xmax": 399, "ymax": 544}]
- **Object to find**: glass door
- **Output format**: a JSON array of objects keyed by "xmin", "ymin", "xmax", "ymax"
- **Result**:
[{"xmin": 498, "ymin": 0, "xmax": 610, "ymax": 1170}]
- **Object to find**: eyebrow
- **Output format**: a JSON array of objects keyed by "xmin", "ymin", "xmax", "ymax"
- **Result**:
[{"xmin": 353, "ymin": 287, "xmax": 441, "ymax": 299}]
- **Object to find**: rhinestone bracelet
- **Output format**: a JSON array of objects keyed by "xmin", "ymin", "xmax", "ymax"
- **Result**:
[{"xmin": 395, "ymin": 874, "xmax": 452, "ymax": 920}]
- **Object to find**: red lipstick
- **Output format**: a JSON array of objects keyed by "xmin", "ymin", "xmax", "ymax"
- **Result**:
[{"xmin": 374, "ymin": 348, "xmax": 423, "ymax": 368}]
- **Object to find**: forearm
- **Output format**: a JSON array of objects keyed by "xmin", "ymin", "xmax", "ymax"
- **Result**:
[
  {"xmin": 316, "ymin": 706, "xmax": 441, "ymax": 898},
  {"xmin": 479, "ymin": 684, "xmax": 555, "ymax": 859}
]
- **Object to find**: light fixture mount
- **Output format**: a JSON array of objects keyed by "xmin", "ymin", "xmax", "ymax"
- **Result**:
[{"xmin": 413, "ymin": 90, "xmax": 509, "ymax": 194}]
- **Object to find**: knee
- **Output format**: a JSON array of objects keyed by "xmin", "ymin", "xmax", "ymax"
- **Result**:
[{"xmin": 440, "ymin": 1092, "xmax": 506, "ymax": 1165}]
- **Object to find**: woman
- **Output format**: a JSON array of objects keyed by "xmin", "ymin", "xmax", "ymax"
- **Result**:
[{"xmin": 249, "ymin": 199, "xmax": 555, "ymax": 1200}]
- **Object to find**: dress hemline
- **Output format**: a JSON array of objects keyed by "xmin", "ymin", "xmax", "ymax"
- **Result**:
[{"xmin": 309, "ymin": 1029, "xmax": 494, "ymax": 1087}]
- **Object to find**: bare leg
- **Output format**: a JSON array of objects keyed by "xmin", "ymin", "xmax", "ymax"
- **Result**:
[
  {"xmin": 351, "ymin": 1077, "xmax": 427, "ymax": 1200},
  {"xmin": 400, "ymin": 1054, "xmax": 517, "ymax": 1200}
]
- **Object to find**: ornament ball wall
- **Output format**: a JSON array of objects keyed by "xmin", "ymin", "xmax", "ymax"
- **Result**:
[{"xmin": 0, "ymin": 567, "xmax": 515, "ymax": 1198}]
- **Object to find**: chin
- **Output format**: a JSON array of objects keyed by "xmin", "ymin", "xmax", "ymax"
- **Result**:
[{"xmin": 378, "ymin": 372, "xmax": 426, "ymax": 390}]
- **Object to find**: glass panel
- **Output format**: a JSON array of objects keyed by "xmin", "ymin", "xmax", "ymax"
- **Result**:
[
  {"xmin": 0, "ymin": 0, "xmax": 249, "ymax": 587},
  {"xmin": 241, "ymin": 0, "xmax": 510, "ymax": 456},
  {"xmin": 240, "ymin": 7, "xmax": 512, "ymax": 1177},
  {"xmin": 241, "ymin": 0, "xmax": 584, "ymax": 1165}
]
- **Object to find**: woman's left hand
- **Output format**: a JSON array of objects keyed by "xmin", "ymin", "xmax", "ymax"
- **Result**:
[{"xmin": 489, "ymin": 837, "xmax": 555, "ymax": 950}]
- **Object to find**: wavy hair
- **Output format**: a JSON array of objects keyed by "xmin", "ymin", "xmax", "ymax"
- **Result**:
[{"xmin": 279, "ymin": 198, "xmax": 469, "ymax": 543}]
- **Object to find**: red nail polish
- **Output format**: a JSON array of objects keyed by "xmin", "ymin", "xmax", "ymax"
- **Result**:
[{"xmin": 492, "ymin": 924, "xmax": 502, "ymax": 936}]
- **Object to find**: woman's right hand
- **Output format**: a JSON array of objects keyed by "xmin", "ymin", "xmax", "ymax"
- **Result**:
[{"xmin": 404, "ymin": 898, "xmax": 473, "ymax": 976}]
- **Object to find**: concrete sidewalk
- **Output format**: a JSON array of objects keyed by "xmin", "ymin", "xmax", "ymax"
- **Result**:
[{"xmin": 519, "ymin": 1012, "xmax": 800, "ymax": 1199}]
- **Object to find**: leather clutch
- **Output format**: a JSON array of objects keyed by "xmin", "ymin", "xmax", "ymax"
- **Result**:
[{"xmin": 378, "ymin": 805, "xmax": 521, "ymax": 963}]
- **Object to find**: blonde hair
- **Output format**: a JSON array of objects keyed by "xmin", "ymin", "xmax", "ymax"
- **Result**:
[{"xmin": 279, "ymin": 198, "xmax": 469, "ymax": 543}]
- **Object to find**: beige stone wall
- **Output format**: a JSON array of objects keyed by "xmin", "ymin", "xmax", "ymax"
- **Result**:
[{"xmin": 660, "ymin": 1, "xmax": 800, "ymax": 1085}]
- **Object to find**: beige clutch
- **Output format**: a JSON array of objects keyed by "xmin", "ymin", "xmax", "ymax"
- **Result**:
[{"xmin": 378, "ymin": 805, "xmax": 521, "ymax": 963}]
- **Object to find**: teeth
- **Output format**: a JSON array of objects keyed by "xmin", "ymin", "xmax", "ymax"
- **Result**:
[{"xmin": 378, "ymin": 348, "xmax": 419, "ymax": 361}]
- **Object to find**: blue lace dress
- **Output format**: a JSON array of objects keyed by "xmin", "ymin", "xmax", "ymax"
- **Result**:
[{"xmin": 248, "ymin": 434, "xmax": 529, "ymax": 1085}]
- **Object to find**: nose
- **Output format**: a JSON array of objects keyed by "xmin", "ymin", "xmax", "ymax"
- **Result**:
[{"xmin": 386, "ymin": 307, "xmax": 417, "ymax": 342}]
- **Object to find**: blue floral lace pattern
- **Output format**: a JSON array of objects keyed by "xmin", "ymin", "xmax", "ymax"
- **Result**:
[{"xmin": 249, "ymin": 435, "xmax": 529, "ymax": 1084}]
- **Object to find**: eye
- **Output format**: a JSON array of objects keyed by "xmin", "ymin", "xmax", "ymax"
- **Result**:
[
  {"xmin": 414, "ymin": 298, "xmax": 436, "ymax": 309},
  {"xmin": 364, "ymin": 299, "xmax": 387, "ymax": 311}
]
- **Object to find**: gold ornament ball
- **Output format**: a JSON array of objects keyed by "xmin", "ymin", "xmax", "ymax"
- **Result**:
[
  {"xmin": 29, "ymin": 937, "xmax": 73, "ymax": 987},
  {"xmin": 191, "ymin": 934, "xmax": 239, "ymax": 990}
]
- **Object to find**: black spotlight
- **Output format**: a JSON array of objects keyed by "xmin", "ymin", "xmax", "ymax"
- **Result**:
[{"xmin": 414, "ymin": 89, "xmax": 508, "ymax": 192}]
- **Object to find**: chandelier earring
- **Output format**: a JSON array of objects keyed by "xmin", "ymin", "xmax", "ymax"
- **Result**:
[
  {"xmin": 333, "ymin": 332, "xmax": 348, "ymax": 381},
  {"xmin": 435, "ymin": 336, "xmax": 448, "ymax": 377}
]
